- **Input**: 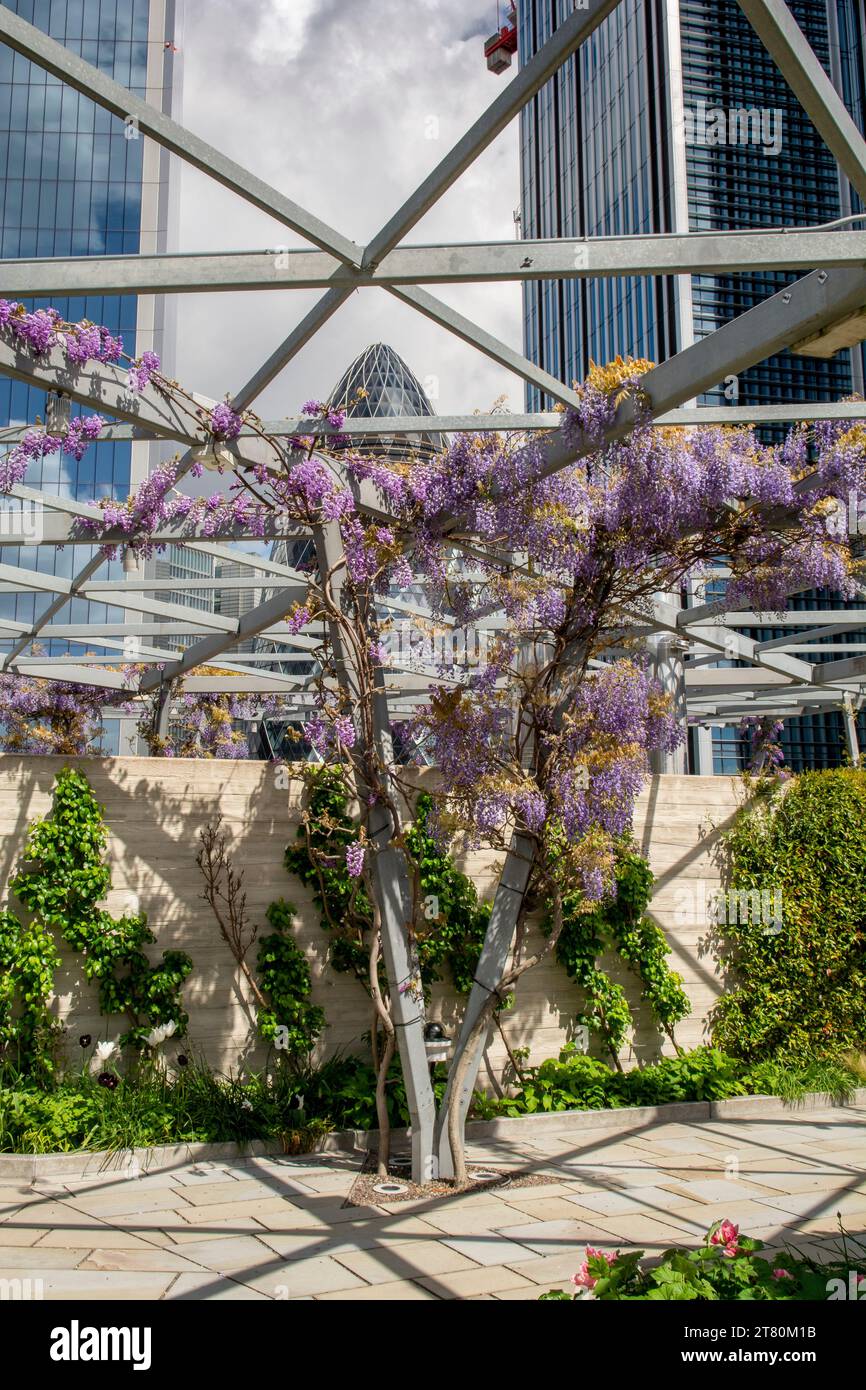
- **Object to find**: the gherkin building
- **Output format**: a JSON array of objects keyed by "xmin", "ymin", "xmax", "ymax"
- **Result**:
[{"xmin": 328, "ymin": 342, "xmax": 447, "ymax": 463}]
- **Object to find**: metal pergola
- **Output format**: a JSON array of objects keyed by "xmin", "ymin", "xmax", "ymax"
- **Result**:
[
  {"xmin": 7, "ymin": 0, "xmax": 866, "ymax": 1178},
  {"xmin": 2, "ymin": 0, "xmax": 866, "ymax": 749}
]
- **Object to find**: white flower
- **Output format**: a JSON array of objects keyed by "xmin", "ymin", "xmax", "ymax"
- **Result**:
[
  {"xmin": 145, "ymin": 1020, "xmax": 178, "ymax": 1048},
  {"xmin": 241, "ymin": 1100, "xmax": 253, "ymax": 1112},
  {"xmin": 95, "ymin": 1040, "xmax": 120, "ymax": 1063}
]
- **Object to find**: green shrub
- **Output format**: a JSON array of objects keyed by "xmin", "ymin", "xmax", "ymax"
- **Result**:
[
  {"xmin": 6, "ymin": 768, "xmax": 192, "ymax": 1061},
  {"xmin": 711, "ymin": 769, "xmax": 866, "ymax": 1062},
  {"xmin": 487, "ymin": 1045, "xmax": 746, "ymax": 1117}
]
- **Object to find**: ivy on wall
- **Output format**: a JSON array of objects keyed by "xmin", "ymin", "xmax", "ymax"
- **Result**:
[
  {"xmin": 284, "ymin": 771, "xmax": 490, "ymax": 995},
  {"xmin": 5, "ymin": 768, "xmax": 192, "ymax": 1068},
  {"xmin": 256, "ymin": 899, "xmax": 326, "ymax": 1060},
  {"xmin": 284, "ymin": 774, "xmax": 689, "ymax": 1074},
  {"xmin": 711, "ymin": 769, "xmax": 866, "ymax": 1062},
  {"xmin": 0, "ymin": 907, "xmax": 61, "ymax": 1081},
  {"xmin": 552, "ymin": 847, "xmax": 690, "ymax": 1068}
]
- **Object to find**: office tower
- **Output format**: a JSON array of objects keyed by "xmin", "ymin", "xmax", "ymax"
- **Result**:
[
  {"xmin": 326, "ymin": 341, "xmax": 448, "ymax": 462},
  {"xmin": 0, "ymin": 0, "xmax": 181, "ymax": 748},
  {"xmin": 518, "ymin": 0, "xmax": 865, "ymax": 403},
  {"xmin": 516, "ymin": 0, "xmax": 866, "ymax": 769}
]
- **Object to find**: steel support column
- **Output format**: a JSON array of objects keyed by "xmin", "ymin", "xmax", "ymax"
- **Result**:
[
  {"xmin": 312, "ymin": 521, "xmax": 437, "ymax": 1182},
  {"xmin": 842, "ymin": 695, "xmax": 862, "ymax": 763},
  {"xmin": 435, "ymin": 833, "xmax": 534, "ymax": 1178},
  {"xmin": 736, "ymin": 0, "xmax": 866, "ymax": 204}
]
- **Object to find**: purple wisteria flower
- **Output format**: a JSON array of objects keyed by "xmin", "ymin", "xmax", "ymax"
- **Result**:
[
  {"xmin": 345, "ymin": 841, "xmax": 366, "ymax": 878},
  {"xmin": 210, "ymin": 402, "xmax": 243, "ymax": 441}
]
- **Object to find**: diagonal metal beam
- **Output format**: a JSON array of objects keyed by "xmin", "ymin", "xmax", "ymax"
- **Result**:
[
  {"xmin": 427, "ymin": 265, "xmax": 866, "ymax": 538},
  {"xmin": 136, "ymin": 583, "xmax": 317, "ymax": 692},
  {"xmin": 388, "ymin": 284, "xmax": 581, "ymax": 410},
  {"xmin": 362, "ymin": 0, "xmax": 622, "ymax": 268},
  {"xmin": 0, "ymin": 334, "xmax": 215, "ymax": 448},
  {"xmin": 651, "ymin": 598, "xmax": 816, "ymax": 684},
  {"xmin": 531, "ymin": 266, "xmax": 866, "ymax": 484},
  {"xmin": 0, "ymin": 6, "xmax": 362, "ymax": 265},
  {"xmin": 736, "ymin": 0, "xmax": 866, "ymax": 204},
  {"xmin": 232, "ymin": 283, "xmax": 354, "ymax": 411}
]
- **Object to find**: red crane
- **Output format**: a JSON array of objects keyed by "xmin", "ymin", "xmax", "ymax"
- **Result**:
[{"xmin": 484, "ymin": 4, "xmax": 517, "ymax": 74}]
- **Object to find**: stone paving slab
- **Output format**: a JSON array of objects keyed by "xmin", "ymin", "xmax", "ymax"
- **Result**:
[{"xmin": 0, "ymin": 1102, "xmax": 862, "ymax": 1300}]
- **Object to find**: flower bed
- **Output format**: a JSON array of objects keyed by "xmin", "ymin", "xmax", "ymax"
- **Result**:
[{"xmin": 541, "ymin": 1221, "xmax": 866, "ymax": 1301}]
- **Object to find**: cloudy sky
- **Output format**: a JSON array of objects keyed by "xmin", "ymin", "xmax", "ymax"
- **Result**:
[{"xmin": 171, "ymin": 0, "xmax": 524, "ymax": 419}]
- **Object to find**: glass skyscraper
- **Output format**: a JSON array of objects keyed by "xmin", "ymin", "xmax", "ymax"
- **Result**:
[
  {"xmin": 518, "ymin": 0, "xmax": 866, "ymax": 770},
  {"xmin": 519, "ymin": 0, "xmax": 865, "ymax": 404},
  {"xmin": 0, "ymin": 0, "xmax": 181, "ymax": 748}
]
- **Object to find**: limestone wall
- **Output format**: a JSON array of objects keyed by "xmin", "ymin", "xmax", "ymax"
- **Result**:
[{"xmin": 0, "ymin": 756, "xmax": 744, "ymax": 1079}]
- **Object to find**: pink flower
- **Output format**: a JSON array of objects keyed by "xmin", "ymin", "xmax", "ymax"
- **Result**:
[
  {"xmin": 772, "ymin": 1268, "xmax": 793, "ymax": 1280},
  {"xmin": 711, "ymin": 1220, "xmax": 739, "ymax": 1247},
  {"xmin": 571, "ymin": 1246, "xmax": 619, "ymax": 1292},
  {"xmin": 571, "ymin": 1262, "xmax": 596, "ymax": 1292},
  {"xmin": 710, "ymin": 1220, "xmax": 742, "ymax": 1257}
]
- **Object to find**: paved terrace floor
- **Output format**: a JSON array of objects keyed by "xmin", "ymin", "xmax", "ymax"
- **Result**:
[{"xmin": 1, "ymin": 1104, "xmax": 864, "ymax": 1300}]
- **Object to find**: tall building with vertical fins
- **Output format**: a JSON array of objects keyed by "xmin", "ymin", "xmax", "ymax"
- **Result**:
[
  {"xmin": 0, "ymin": 0, "xmax": 182, "ymax": 748},
  {"xmin": 517, "ymin": 0, "xmax": 866, "ymax": 770}
]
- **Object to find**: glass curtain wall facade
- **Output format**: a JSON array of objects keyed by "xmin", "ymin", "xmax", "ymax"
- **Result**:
[
  {"xmin": 518, "ymin": 0, "xmax": 866, "ymax": 769},
  {"xmin": 0, "ymin": 0, "xmax": 180, "ymax": 749},
  {"xmin": 520, "ymin": 0, "xmax": 679, "ymax": 402}
]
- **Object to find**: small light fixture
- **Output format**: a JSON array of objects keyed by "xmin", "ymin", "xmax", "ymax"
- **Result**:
[
  {"xmin": 122, "ymin": 546, "xmax": 141, "ymax": 576},
  {"xmin": 373, "ymin": 1181, "xmax": 408, "ymax": 1196},
  {"xmin": 423, "ymin": 1021, "xmax": 450, "ymax": 1064}
]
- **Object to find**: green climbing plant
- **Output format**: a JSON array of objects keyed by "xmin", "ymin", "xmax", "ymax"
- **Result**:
[
  {"xmin": 710, "ymin": 768, "xmax": 866, "ymax": 1062},
  {"xmin": 256, "ymin": 899, "xmax": 325, "ymax": 1060},
  {"xmin": 0, "ymin": 908, "xmax": 61, "ymax": 1082},
  {"xmin": 284, "ymin": 771, "xmax": 490, "ymax": 995},
  {"xmin": 552, "ymin": 845, "xmax": 690, "ymax": 1068},
  {"xmin": 10, "ymin": 768, "xmax": 192, "ymax": 1051},
  {"xmin": 404, "ymin": 792, "xmax": 491, "ymax": 993},
  {"xmin": 284, "ymin": 767, "xmax": 372, "ymax": 979},
  {"xmin": 195, "ymin": 818, "xmax": 325, "ymax": 1069}
]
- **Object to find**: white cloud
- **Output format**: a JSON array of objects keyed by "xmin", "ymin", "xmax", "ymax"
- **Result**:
[
  {"xmin": 171, "ymin": 0, "xmax": 524, "ymax": 420},
  {"xmin": 247, "ymin": 0, "xmax": 319, "ymax": 63}
]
